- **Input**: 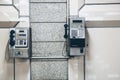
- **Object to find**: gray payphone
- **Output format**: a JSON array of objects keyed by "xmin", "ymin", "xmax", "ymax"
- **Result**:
[
  {"xmin": 9, "ymin": 27, "xmax": 30, "ymax": 58},
  {"xmin": 64, "ymin": 16, "xmax": 86, "ymax": 56}
]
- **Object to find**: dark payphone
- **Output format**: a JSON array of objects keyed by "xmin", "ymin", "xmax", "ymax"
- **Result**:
[{"xmin": 64, "ymin": 16, "xmax": 86, "ymax": 56}]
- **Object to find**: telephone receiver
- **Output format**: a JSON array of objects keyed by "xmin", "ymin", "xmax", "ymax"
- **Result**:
[{"xmin": 9, "ymin": 30, "xmax": 16, "ymax": 47}]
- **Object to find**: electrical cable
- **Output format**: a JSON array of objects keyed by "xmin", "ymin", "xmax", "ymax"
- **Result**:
[
  {"xmin": 9, "ymin": 47, "xmax": 16, "ymax": 80},
  {"xmin": 11, "ymin": 48, "xmax": 16, "ymax": 80},
  {"xmin": 13, "ymin": 57, "xmax": 15, "ymax": 80},
  {"xmin": 62, "ymin": 41, "xmax": 67, "ymax": 57},
  {"xmin": 83, "ymin": 55, "xmax": 86, "ymax": 80}
]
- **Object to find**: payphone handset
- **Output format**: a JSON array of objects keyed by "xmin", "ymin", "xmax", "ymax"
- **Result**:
[{"xmin": 9, "ymin": 27, "xmax": 29, "ymax": 58}]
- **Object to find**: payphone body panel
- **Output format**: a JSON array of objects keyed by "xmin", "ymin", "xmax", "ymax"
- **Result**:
[
  {"xmin": 69, "ymin": 16, "xmax": 86, "ymax": 56},
  {"xmin": 9, "ymin": 28, "xmax": 30, "ymax": 58}
]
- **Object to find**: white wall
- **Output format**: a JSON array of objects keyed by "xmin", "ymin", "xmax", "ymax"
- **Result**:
[
  {"xmin": 86, "ymin": 28, "xmax": 120, "ymax": 80},
  {"xmin": 0, "ymin": 0, "xmax": 30, "ymax": 80},
  {"xmin": 0, "ymin": 29, "xmax": 14, "ymax": 80},
  {"xmin": 69, "ymin": 28, "xmax": 120, "ymax": 80},
  {"xmin": 70, "ymin": 0, "xmax": 84, "ymax": 15},
  {"xmin": 69, "ymin": 0, "xmax": 120, "ymax": 80},
  {"xmin": 0, "ymin": 0, "xmax": 12, "ymax": 4}
]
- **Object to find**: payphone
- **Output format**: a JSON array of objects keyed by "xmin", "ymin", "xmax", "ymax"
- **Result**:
[
  {"xmin": 64, "ymin": 16, "xmax": 86, "ymax": 56},
  {"xmin": 9, "ymin": 27, "xmax": 30, "ymax": 58}
]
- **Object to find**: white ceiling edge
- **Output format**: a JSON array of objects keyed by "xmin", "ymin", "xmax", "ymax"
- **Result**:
[
  {"xmin": 79, "ymin": 4, "xmax": 120, "ymax": 27},
  {"xmin": 0, "ymin": 6, "xmax": 19, "ymax": 28},
  {"xmin": 0, "ymin": 0, "xmax": 12, "ymax": 4},
  {"xmin": 85, "ymin": 0, "xmax": 120, "ymax": 4}
]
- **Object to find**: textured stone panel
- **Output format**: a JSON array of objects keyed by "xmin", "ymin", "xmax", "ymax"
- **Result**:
[
  {"xmin": 32, "ymin": 42, "xmax": 67, "ymax": 57},
  {"xmin": 30, "ymin": 3, "xmax": 66, "ymax": 22},
  {"xmin": 30, "ymin": 0, "xmax": 67, "ymax": 2},
  {"xmin": 31, "ymin": 23, "xmax": 65, "ymax": 41},
  {"xmin": 31, "ymin": 60, "xmax": 68, "ymax": 80}
]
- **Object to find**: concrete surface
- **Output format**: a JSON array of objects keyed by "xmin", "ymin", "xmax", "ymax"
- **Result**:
[
  {"xmin": 32, "ymin": 42, "xmax": 67, "ymax": 57},
  {"xmin": 30, "ymin": 3, "xmax": 67, "ymax": 22},
  {"xmin": 30, "ymin": 0, "xmax": 67, "ymax": 2},
  {"xmin": 30, "ymin": 0, "xmax": 68, "ymax": 80},
  {"xmin": 32, "ymin": 60, "xmax": 68, "ymax": 80},
  {"xmin": 31, "ymin": 23, "xmax": 65, "ymax": 41}
]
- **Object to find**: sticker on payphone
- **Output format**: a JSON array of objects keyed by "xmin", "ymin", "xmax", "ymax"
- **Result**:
[{"xmin": 15, "ymin": 29, "xmax": 28, "ymax": 48}]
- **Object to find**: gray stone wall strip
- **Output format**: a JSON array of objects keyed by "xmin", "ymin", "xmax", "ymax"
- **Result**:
[
  {"xmin": 32, "ymin": 42, "xmax": 67, "ymax": 57},
  {"xmin": 30, "ymin": 0, "xmax": 68, "ymax": 79},
  {"xmin": 30, "ymin": 3, "xmax": 67, "ymax": 22},
  {"xmin": 31, "ymin": 23, "xmax": 65, "ymax": 41},
  {"xmin": 31, "ymin": 60, "xmax": 68, "ymax": 80},
  {"xmin": 30, "ymin": 0, "xmax": 67, "ymax": 3}
]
